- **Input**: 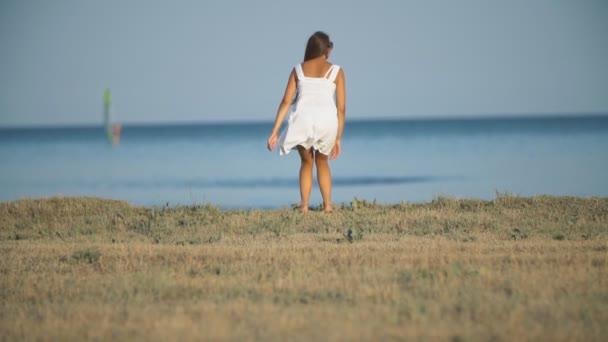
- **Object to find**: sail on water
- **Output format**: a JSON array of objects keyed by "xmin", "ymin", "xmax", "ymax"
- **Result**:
[{"xmin": 103, "ymin": 88, "xmax": 121, "ymax": 144}]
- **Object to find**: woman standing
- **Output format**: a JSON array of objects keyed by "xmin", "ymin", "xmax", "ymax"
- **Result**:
[{"xmin": 267, "ymin": 31, "xmax": 346, "ymax": 213}]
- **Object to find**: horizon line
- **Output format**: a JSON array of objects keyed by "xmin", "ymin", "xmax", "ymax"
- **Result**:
[{"xmin": 1, "ymin": 111, "xmax": 607, "ymax": 130}]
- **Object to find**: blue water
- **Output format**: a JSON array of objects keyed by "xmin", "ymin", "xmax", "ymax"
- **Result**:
[{"xmin": 1, "ymin": 116, "xmax": 607, "ymax": 208}]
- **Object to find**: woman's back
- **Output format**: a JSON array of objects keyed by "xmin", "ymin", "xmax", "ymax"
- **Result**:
[
  {"xmin": 293, "ymin": 61, "xmax": 340, "ymax": 112},
  {"xmin": 300, "ymin": 59, "xmax": 334, "ymax": 78}
]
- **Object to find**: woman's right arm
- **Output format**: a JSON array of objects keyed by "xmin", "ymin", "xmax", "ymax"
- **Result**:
[{"xmin": 267, "ymin": 69, "xmax": 297, "ymax": 151}]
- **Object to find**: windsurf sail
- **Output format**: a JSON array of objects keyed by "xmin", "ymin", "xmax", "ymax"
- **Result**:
[{"xmin": 104, "ymin": 88, "xmax": 121, "ymax": 144}]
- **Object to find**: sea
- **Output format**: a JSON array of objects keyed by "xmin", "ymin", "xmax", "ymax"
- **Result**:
[{"xmin": 1, "ymin": 115, "xmax": 607, "ymax": 209}]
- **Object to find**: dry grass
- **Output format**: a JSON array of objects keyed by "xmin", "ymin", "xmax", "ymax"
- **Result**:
[{"xmin": 1, "ymin": 195, "xmax": 607, "ymax": 341}]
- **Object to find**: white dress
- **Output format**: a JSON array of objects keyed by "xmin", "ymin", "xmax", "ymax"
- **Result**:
[{"xmin": 278, "ymin": 63, "xmax": 341, "ymax": 156}]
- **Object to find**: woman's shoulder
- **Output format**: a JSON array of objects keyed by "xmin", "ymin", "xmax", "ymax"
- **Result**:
[
  {"xmin": 295, "ymin": 61, "xmax": 342, "ymax": 74},
  {"xmin": 298, "ymin": 60, "xmax": 338, "ymax": 68},
  {"xmin": 328, "ymin": 62, "xmax": 342, "ymax": 72}
]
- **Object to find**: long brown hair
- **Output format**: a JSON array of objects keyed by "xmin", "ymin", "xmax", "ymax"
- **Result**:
[{"xmin": 304, "ymin": 31, "xmax": 334, "ymax": 61}]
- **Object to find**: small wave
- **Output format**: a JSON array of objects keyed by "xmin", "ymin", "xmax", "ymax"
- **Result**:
[
  {"xmin": 119, "ymin": 175, "xmax": 447, "ymax": 189},
  {"xmin": 11, "ymin": 175, "xmax": 457, "ymax": 190}
]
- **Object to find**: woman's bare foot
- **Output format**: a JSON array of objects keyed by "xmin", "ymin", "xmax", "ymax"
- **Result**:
[
  {"xmin": 323, "ymin": 204, "xmax": 333, "ymax": 213},
  {"xmin": 300, "ymin": 204, "xmax": 309, "ymax": 213}
]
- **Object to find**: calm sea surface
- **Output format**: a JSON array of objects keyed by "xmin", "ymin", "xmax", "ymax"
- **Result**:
[{"xmin": 1, "ymin": 116, "xmax": 607, "ymax": 209}]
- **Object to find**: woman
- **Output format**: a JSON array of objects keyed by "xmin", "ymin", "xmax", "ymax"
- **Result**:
[{"xmin": 267, "ymin": 31, "xmax": 346, "ymax": 213}]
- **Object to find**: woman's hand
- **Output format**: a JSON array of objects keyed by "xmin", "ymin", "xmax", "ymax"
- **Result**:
[
  {"xmin": 330, "ymin": 139, "xmax": 341, "ymax": 160},
  {"xmin": 267, "ymin": 133, "xmax": 278, "ymax": 151}
]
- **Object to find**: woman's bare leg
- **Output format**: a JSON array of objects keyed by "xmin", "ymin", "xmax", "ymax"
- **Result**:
[
  {"xmin": 315, "ymin": 152, "xmax": 333, "ymax": 212},
  {"xmin": 297, "ymin": 145, "xmax": 314, "ymax": 213}
]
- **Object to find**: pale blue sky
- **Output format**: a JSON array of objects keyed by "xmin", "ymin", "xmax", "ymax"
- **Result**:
[{"xmin": 1, "ymin": 0, "xmax": 607, "ymax": 127}]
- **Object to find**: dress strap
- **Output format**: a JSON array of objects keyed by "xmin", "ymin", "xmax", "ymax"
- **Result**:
[
  {"xmin": 323, "ymin": 65, "xmax": 335, "ymax": 79},
  {"xmin": 327, "ymin": 65, "xmax": 341, "ymax": 82},
  {"xmin": 295, "ymin": 64, "xmax": 304, "ymax": 79}
]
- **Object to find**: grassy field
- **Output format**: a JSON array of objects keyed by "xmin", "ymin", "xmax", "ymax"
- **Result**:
[{"xmin": 1, "ymin": 195, "xmax": 607, "ymax": 341}]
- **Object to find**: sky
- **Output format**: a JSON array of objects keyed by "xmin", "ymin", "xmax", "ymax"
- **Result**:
[{"xmin": 0, "ymin": 0, "xmax": 607, "ymax": 127}]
